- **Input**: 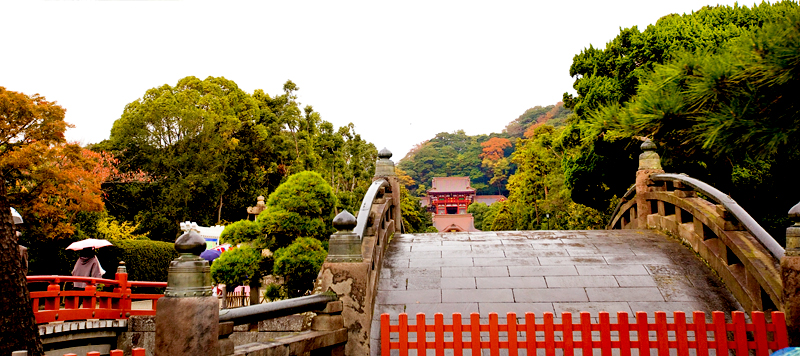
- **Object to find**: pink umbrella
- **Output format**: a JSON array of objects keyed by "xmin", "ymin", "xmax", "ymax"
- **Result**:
[{"xmin": 65, "ymin": 238, "xmax": 112, "ymax": 251}]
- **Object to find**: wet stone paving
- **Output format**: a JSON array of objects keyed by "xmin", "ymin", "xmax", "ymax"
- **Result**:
[{"xmin": 369, "ymin": 230, "xmax": 742, "ymax": 353}]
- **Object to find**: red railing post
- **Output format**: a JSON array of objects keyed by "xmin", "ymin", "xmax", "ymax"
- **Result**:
[
  {"xmin": 471, "ymin": 313, "xmax": 481, "ymax": 355},
  {"xmin": 115, "ymin": 263, "xmax": 131, "ymax": 318},
  {"xmin": 693, "ymin": 311, "xmax": 709, "ymax": 356},
  {"xmin": 399, "ymin": 313, "xmax": 408, "ymax": 356},
  {"xmin": 131, "ymin": 348, "xmax": 146, "ymax": 356},
  {"xmin": 44, "ymin": 279, "xmax": 61, "ymax": 311},
  {"xmin": 712, "ymin": 311, "xmax": 728, "ymax": 355},
  {"xmin": 674, "ymin": 311, "xmax": 689, "ymax": 356},
  {"xmin": 84, "ymin": 282, "xmax": 97, "ymax": 312},
  {"xmin": 380, "ymin": 314, "xmax": 390, "ymax": 356},
  {"xmin": 562, "ymin": 312, "xmax": 574, "ymax": 356},
  {"xmin": 434, "ymin": 313, "xmax": 445, "ymax": 356},
  {"xmin": 618, "ymin": 312, "xmax": 631, "ymax": 356},
  {"xmin": 453, "ymin": 313, "xmax": 463, "ymax": 356},
  {"xmin": 507, "ymin": 313, "xmax": 519, "ymax": 356}
]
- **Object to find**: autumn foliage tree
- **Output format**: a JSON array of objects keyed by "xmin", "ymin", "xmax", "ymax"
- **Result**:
[
  {"xmin": 480, "ymin": 137, "xmax": 512, "ymax": 194},
  {"xmin": 6, "ymin": 145, "xmax": 116, "ymax": 239},
  {"xmin": 0, "ymin": 87, "xmax": 70, "ymax": 355}
]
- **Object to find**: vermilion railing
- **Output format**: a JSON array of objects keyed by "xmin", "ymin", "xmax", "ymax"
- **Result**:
[
  {"xmin": 62, "ymin": 348, "xmax": 145, "ymax": 356},
  {"xmin": 27, "ymin": 271, "xmax": 166, "ymax": 324},
  {"xmin": 381, "ymin": 311, "xmax": 789, "ymax": 356}
]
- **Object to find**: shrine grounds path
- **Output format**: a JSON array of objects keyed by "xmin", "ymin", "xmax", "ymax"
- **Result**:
[{"xmin": 369, "ymin": 229, "xmax": 742, "ymax": 348}]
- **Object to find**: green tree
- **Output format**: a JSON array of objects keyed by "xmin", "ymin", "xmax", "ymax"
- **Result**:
[
  {"xmin": 100, "ymin": 76, "xmax": 260, "ymax": 239},
  {"xmin": 584, "ymin": 11, "xmax": 800, "ymax": 239},
  {"xmin": 561, "ymin": 1, "xmax": 799, "ymax": 212},
  {"xmin": 273, "ymin": 237, "xmax": 327, "ymax": 298},
  {"xmin": 490, "ymin": 202, "xmax": 515, "ymax": 231},
  {"xmin": 467, "ymin": 203, "xmax": 490, "ymax": 231},
  {"xmin": 257, "ymin": 171, "xmax": 336, "ymax": 247}
]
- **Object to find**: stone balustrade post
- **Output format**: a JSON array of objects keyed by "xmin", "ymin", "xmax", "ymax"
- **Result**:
[
  {"xmin": 374, "ymin": 148, "xmax": 402, "ymax": 232},
  {"xmin": 635, "ymin": 139, "xmax": 664, "ymax": 228},
  {"xmin": 782, "ymin": 202, "xmax": 800, "ymax": 346},
  {"xmin": 155, "ymin": 230, "xmax": 219, "ymax": 356},
  {"xmin": 315, "ymin": 211, "xmax": 372, "ymax": 356}
]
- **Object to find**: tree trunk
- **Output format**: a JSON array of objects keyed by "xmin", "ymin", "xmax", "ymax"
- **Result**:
[
  {"xmin": 217, "ymin": 195, "xmax": 223, "ymax": 224},
  {"xmin": 0, "ymin": 177, "xmax": 44, "ymax": 355}
]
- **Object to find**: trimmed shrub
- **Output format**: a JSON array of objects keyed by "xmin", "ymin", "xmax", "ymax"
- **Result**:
[
  {"xmin": 210, "ymin": 246, "xmax": 262, "ymax": 289},
  {"xmin": 99, "ymin": 239, "xmax": 179, "ymax": 282},
  {"xmin": 220, "ymin": 220, "xmax": 264, "ymax": 247},
  {"xmin": 273, "ymin": 237, "xmax": 327, "ymax": 298},
  {"xmin": 266, "ymin": 171, "xmax": 336, "ymax": 219},
  {"xmin": 258, "ymin": 208, "xmax": 329, "ymax": 248}
]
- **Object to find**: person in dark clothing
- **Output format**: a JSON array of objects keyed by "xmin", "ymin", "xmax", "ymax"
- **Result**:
[{"xmin": 71, "ymin": 247, "xmax": 104, "ymax": 290}]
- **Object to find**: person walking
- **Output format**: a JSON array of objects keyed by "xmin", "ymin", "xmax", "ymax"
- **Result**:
[{"xmin": 71, "ymin": 247, "xmax": 105, "ymax": 290}]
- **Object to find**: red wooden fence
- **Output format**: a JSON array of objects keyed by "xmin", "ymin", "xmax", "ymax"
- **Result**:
[
  {"xmin": 27, "ymin": 272, "xmax": 166, "ymax": 324},
  {"xmin": 381, "ymin": 311, "xmax": 789, "ymax": 356},
  {"xmin": 63, "ymin": 348, "xmax": 145, "ymax": 356}
]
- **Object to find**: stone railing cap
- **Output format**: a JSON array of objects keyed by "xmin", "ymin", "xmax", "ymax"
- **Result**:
[
  {"xmin": 378, "ymin": 147, "xmax": 392, "ymax": 159},
  {"xmin": 641, "ymin": 138, "xmax": 656, "ymax": 151},
  {"xmin": 790, "ymin": 201, "xmax": 800, "ymax": 220},
  {"xmin": 333, "ymin": 210, "xmax": 357, "ymax": 231},
  {"xmin": 174, "ymin": 230, "xmax": 206, "ymax": 256}
]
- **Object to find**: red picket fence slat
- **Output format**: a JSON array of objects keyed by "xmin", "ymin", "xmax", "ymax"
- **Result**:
[
  {"xmin": 27, "ymin": 273, "xmax": 166, "ymax": 324},
  {"xmin": 380, "ymin": 311, "xmax": 789, "ymax": 356},
  {"xmin": 61, "ymin": 348, "xmax": 144, "ymax": 356}
]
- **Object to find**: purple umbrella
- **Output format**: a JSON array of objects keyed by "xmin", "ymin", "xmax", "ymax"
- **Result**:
[{"xmin": 200, "ymin": 249, "xmax": 222, "ymax": 262}]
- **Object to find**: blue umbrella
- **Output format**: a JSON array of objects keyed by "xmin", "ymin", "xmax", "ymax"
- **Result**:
[{"xmin": 200, "ymin": 249, "xmax": 222, "ymax": 262}]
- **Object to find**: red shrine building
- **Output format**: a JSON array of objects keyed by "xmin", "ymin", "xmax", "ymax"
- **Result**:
[{"xmin": 421, "ymin": 177, "xmax": 506, "ymax": 232}]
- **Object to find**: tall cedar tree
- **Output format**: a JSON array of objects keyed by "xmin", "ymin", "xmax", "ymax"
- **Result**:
[{"xmin": 0, "ymin": 87, "xmax": 69, "ymax": 355}]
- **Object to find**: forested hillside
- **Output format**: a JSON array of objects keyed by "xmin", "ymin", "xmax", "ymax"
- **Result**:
[{"xmin": 398, "ymin": 103, "xmax": 570, "ymax": 197}]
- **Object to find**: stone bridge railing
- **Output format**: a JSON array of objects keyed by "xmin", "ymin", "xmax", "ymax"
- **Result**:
[
  {"xmin": 315, "ymin": 148, "xmax": 401, "ymax": 356},
  {"xmin": 609, "ymin": 139, "xmax": 800, "ymax": 345}
]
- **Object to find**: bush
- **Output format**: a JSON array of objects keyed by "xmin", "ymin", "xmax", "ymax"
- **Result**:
[
  {"xmin": 220, "ymin": 219, "xmax": 264, "ymax": 247},
  {"xmin": 266, "ymin": 171, "xmax": 336, "ymax": 219},
  {"xmin": 273, "ymin": 237, "xmax": 327, "ymax": 298},
  {"xmin": 99, "ymin": 239, "xmax": 179, "ymax": 282},
  {"xmin": 263, "ymin": 283, "xmax": 286, "ymax": 302},
  {"xmin": 258, "ymin": 208, "xmax": 329, "ymax": 248},
  {"xmin": 210, "ymin": 246, "xmax": 262, "ymax": 289}
]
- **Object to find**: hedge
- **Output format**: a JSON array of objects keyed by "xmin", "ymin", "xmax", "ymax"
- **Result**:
[{"xmin": 97, "ymin": 240, "xmax": 178, "ymax": 283}]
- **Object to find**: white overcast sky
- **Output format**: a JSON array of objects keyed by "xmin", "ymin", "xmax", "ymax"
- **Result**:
[{"xmin": 2, "ymin": 0, "xmax": 748, "ymax": 159}]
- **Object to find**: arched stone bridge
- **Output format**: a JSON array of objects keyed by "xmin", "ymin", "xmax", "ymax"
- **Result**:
[
  {"xmin": 315, "ymin": 144, "xmax": 800, "ymax": 356},
  {"xmin": 27, "ymin": 145, "xmax": 798, "ymax": 356}
]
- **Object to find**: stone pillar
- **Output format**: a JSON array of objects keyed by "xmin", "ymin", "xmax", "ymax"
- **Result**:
[
  {"xmin": 374, "ymin": 148, "xmax": 402, "ymax": 233},
  {"xmin": 635, "ymin": 139, "xmax": 664, "ymax": 228},
  {"xmin": 155, "ymin": 230, "xmax": 218, "ymax": 356},
  {"xmin": 315, "ymin": 212, "xmax": 371, "ymax": 356},
  {"xmin": 781, "ymin": 201, "xmax": 800, "ymax": 346}
]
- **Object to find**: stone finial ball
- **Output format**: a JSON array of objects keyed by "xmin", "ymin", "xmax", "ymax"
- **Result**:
[
  {"xmin": 174, "ymin": 230, "xmax": 206, "ymax": 256},
  {"xmin": 333, "ymin": 210, "xmax": 357, "ymax": 231},
  {"xmin": 378, "ymin": 147, "xmax": 392, "ymax": 159},
  {"xmin": 641, "ymin": 138, "xmax": 657, "ymax": 151},
  {"xmin": 790, "ymin": 201, "xmax": 800, "ymax": 220}
]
